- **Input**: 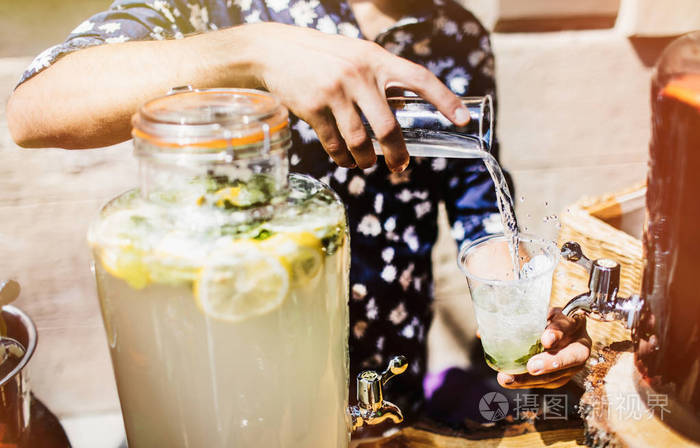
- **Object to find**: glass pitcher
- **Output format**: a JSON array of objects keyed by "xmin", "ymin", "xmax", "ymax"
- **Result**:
[{"xmin": 89, "ymin": 88, "xmax": 418, "ymax": 447}]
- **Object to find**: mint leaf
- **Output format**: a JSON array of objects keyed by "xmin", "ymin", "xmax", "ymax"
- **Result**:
[
  {"xmin": 514, "ymin": 340, "xmax": 544, "ymax": 366},
  {"xmin": 484, "ymin": 351, "xmax": 498, "ymax": 367}
]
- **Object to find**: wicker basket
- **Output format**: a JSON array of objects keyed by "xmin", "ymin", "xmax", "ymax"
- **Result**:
[{"xmin": 550, "ymin": 182, "xmax": 646, "ymax": 386}]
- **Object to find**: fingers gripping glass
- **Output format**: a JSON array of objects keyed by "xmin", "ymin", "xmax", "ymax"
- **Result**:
[{"xmin": 364, "ymin": 96, "xmax": 493, "ymax": 156}]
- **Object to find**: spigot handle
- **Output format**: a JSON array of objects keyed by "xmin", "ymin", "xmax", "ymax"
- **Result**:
[
  {"xmin": 381, "ymin": 356, "xmax": 408, "ymax": 387},
  {"xmin": 349, "ymin": 356, "xmax": 408, "ymax": 431},
  {"xmin": 357, "ymin": 356, "xmax": 408, "ymax": 411},
  {"xmin": 352, "ymin": 356, "xmax": 408, "ymax": 431},
  {"xmin": 560, "ymin": 242, "xmax": 592, "ymax": 271},
  {"xmin": 350, "ymin": 356, "xmax": 408, "ymax": 428},
  {"xmin": 560, "ymin": 241, "xmax": 637, "ymax": 327},
  {"xmin": 561, "ymin": 242, "xmax": 622, "ymax": 300}
]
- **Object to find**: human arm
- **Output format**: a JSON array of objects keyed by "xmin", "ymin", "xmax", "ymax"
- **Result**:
[
  {"xmin": 8, "ymin": 18, "xmax": 470, "ymax": 172},
  {"xmin": 7, "ymin": 29, "xmax": 258, "ymax": 149}
]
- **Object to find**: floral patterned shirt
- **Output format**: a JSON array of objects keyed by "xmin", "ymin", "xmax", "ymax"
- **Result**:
[{"xmin": 20, "ymin": 0, "xmax": 501, "ymax": 416}]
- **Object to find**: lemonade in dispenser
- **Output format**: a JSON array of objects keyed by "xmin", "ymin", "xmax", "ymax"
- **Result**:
[{"xmin": 88, "ymin": 88, "xmax": 406, "ymax": 447}]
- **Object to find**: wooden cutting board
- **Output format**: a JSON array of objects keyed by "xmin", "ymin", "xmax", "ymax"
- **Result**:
[{"xmin": 580, "ymin": 342, "xmax": 700, "ymax": 447}]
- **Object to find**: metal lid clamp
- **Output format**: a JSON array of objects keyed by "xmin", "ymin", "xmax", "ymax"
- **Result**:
[{"xmin": 167, "ymin": 85, "xmax": 194, "ymax": 95}]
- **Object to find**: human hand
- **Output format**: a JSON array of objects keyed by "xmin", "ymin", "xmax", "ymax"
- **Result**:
[
  {"xmin": 245, "ymin": 23, "xmax": 470, "ymax": 172},
  {"xmin": 497, "ymin": 308, "xmax": 591, "ymax": 389}
]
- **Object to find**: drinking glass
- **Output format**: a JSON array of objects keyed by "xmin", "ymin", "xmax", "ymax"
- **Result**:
[
  {"xmin": 459, "ymin": 234, "xmax": 558, "ymax": 374},
  {"xmin": 367, "ymin": 96, "xmax": 494, "ymax": 157}
]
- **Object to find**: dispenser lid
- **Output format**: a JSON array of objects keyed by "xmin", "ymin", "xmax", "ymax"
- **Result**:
[{"xmin": 132, "ymin": 88, "xmax": 290, "ymax": 150}]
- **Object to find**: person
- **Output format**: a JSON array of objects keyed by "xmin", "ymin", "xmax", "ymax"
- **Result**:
[{"xmin": 7, "ymin": 0, "xmax": 590, "ymax": 424}]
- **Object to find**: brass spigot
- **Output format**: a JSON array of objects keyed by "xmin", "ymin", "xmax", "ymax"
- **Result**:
[
  {"xmin": 560, "ymin": 242, "xmax": 643, "ymax": 329},
  {"xmin": 349, "ymin": 356, "xmax": 407, "ymax": 431}
]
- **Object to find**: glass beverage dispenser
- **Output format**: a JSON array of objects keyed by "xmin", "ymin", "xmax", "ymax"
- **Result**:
[
  {"xmin": 635, "ymin": 30, "xmax": 700, "ymax": 436},
  {"xmin": 89, "ymin": 88, "xmax": 403, "ymax": 447},
  {"xmin": 558, "ymin": 31, "xmax": 700, "ymax": 441},
  {"xmin": 89, "ymin": 87, "xmax": 493, "ymax": 447}
]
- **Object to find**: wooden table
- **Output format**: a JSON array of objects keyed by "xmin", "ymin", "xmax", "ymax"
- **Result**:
[
  {"xmin": 353, "ymin": 407, "xmax": 585, "ymax": 447},
  {"xmin": 354, "ymin": 423, "xmax": 584, "ymax": 447}
]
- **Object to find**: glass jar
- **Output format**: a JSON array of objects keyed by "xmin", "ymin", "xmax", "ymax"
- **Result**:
[
  {"xmin": 635, "ymin": 31, "xmax": 700, "ymax": 437},
  {"xmin": 89, "ymin": 89, "xmax": 350, "ymax": 447}
]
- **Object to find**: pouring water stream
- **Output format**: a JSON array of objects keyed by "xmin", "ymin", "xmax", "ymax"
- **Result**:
[{"xmin": 372, "ymin": 136, "xmax": 521, "ymax": 279}]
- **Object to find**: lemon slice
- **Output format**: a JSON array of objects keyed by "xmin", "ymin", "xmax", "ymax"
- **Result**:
[
  {"xmin": 214, "ymin": 186, "xmax": 242, "ymax": 208},
  {"xmin": 148, "ymin": 232, "xmax": 203, "ymax": 285},
  {"xmin": 266, "ymin": 214, "xmax": 335, "ymax": 238},
  {"xmin": 90, "ymin": 207, "xmax": 159, "ymax": 289},
  {"xmin": 148, "ymin": 260, "xmax": 198, "ymax": 286},
  {"xmin": 99, "ymin": 245, "xmax": 150, "ymax": 290},
  {"xmin": 259, "ymin": 232, "xmax": 323, "ymax": 285},
  {"xmin": 265, "ymin": 203, "xmax": 346, "ymax": 252},
  {"xmin": 194, "ymin": 241, "xmax": 289, "ymax": 322}
]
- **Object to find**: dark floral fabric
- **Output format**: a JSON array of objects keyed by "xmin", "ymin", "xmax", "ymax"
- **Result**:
[{"xmin": 21, "ymin": 0, "xmax": 501, "ymax": 417}]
